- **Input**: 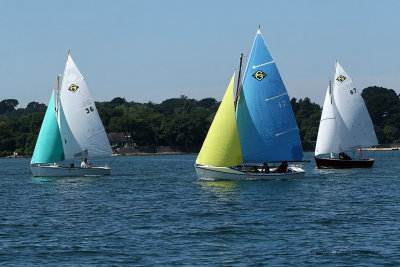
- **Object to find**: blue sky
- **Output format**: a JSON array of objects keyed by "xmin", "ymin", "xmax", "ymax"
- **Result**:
[{"xmin": 1, "ymin": 0, "xmax": 399, "ymax": 107}]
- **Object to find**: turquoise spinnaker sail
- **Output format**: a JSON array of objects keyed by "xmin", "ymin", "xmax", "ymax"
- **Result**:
[
  {"xmin": 236, "ymin": 28, "xmax": 303, "ymax": 163},
  {"xmin": 31, "ymin": 91, "xmax": 65, "ymax": 164}
]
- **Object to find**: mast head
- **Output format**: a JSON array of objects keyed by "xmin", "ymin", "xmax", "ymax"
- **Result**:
[{"xmin": 257, "ymin": 25, "xmax": 261, "ymax": 34}]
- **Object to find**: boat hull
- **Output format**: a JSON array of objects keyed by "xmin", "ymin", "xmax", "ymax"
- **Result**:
[
  {"xmin": 314, "ymin": 157, "xmax": 374, "ymax": 168},
  {"xmin": 195, "ymin": 165, "xmax": 305, "ymax": 181},
  {"xmin": 31, "ymin": 164, "xmax": 111, "ymax": 177}
]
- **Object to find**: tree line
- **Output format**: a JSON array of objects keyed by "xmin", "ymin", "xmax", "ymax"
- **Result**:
[{"xmin": 0, "ymin": 86, "xmax": 398, "ymax": 157}]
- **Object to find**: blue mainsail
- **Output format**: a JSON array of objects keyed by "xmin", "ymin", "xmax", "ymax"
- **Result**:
[
  {"xmin": 31, "ymin": 91, "xmax": 65, "ymax": 164},
  {"xmin": 236, "ymin": 29, "xmax": 303, "ymax": 163}
]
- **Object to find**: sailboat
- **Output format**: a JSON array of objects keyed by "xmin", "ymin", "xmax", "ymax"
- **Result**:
[
  {"xmin": 314, "ymin": 61, "xmax": 378, "ymax": 168},
  {"xmin": 195, "ymin": 27, "xmax": 305, "ymax": 180},
  {"xmin": 30, "ymin": 53, "xmax": 113, "ymax": 177}
]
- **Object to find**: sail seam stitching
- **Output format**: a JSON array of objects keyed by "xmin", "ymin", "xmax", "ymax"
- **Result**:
[{"xmin": 88, "ymin": 129, "xmax": 106, "ymax": 138}]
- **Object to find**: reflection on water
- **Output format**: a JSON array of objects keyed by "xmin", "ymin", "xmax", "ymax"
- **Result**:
[
  {"xmin": 32, "ymin": 176, "xmax": 103, "ymax": 184},
  {"xmin": 197, "ymin": 180, "xmax": 240, "ymax": 202},
  {"xmin": 31, "ymin": 176, "xmax": 106, "ymax": 206}
]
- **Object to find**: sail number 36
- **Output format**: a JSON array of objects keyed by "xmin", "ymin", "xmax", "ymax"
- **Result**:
[
  {"xmin": 85, "ymin": 106, "xmax": 94, "ymax": 114},
  {"xmin": 350, "ymin": 88, "xmax": 357, "ymax": 95}
]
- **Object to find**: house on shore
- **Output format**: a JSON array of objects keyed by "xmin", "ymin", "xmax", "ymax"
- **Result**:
[{"xmin": 107, "ymin": 132, "xmax": 134, "ymax": 148}]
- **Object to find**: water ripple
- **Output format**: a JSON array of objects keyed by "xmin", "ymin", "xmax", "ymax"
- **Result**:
[{"xmin": 0, "ymin": 152, "xmax": 399, "ymax": 266}]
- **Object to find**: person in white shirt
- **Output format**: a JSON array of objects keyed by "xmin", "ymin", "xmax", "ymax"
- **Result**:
[{"xmin": 81, "ymin": 158, "xmax": 93, "ymax": 168}]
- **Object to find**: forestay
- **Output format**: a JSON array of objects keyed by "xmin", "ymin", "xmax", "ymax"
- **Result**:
[
  {"xmin": 236, "ymin": 28, "xmax": 303, "ymax": 163},
  {"xmin": 58, "ymin": 55, "xmax": 112, "ymax": 159},
  {"xmin": 331, "ymin": 61, "xmax": 378, "ymax": 152}
]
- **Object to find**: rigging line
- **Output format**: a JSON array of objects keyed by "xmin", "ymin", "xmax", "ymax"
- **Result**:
[
  {"xmin": 252, "ymin": 60, "xmax": 275, "ymax": 69},
  {"xmin": 276, "ymin": 127, "xmax": 298, "ymax": 137},
  {"xmin": 265, "ymin": 93, "xmax": 288, "ymax": 102}
]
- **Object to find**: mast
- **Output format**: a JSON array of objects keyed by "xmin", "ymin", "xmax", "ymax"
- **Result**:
[
  {"xmin": 234, "ymin": 53, "xmax": 244, "ymax": 110},
  {"xmin": 55, "ymin": 75, "xmax": 60, "ymax": 117},
  {"xmin": 57, "ymin": 49, "xmax": 69, "ymax": 115}
]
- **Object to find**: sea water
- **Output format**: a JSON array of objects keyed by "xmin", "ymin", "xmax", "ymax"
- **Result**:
[{"xmin": 0, "ymin": 151, "xmax": 399, "ymax": 266}]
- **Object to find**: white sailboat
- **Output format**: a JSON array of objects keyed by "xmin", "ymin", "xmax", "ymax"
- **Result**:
[
  {"xmin": 195, "ymin": 27, "xmax": 305, "ymax": 180},
  {"xmin": 30, "ymin": 53, "xmax": 112, "ymax": 177},
  {"xmin": 314, "ymin": 61, "xmax": 378, "ymax": 168}
]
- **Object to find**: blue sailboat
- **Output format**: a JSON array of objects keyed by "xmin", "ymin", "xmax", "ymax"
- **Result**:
[{"xmin": 195, "ymin": 27, "xmax": 305, "ymax": 180}]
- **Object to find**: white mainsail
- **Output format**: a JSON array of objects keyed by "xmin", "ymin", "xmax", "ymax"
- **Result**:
[
  {"xmin": 58, "ymin": 54, "xmax": 112, "ymax": 159},
  {"xmin": 332, "ymin": 61, "xmax": 378, "ymax": 152},
  {"xmin": 315, "ymin": 61, "xmax": 378, "ymax": 156},
  {"xmin": 315, "ymin": 84, "xmax": 341, "ymax": 155}
]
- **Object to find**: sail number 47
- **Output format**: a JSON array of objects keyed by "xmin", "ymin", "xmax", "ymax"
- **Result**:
[
  {"xmin": 350, "ymin": 88, "xmax": 356, "ymax": 95},
  {"xmin": 85, "ymin": 106, "xmax": 94, "ymax": 114}
]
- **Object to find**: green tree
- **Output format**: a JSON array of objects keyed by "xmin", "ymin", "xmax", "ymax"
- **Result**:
[
  {"xmin": 383, "ymin": 125, "xmax": 399, "ymax": 143},
  {"xmin": 0, "ymin": 99, "xmax": 19, "ymax": 114}
]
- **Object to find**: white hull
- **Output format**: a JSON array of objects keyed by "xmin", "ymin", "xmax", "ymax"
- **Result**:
[
  {"xmin": 195, "ymin": 165, "xmax": 305, "ymax": 181},
  {"xmin": 31, "ymin": 164, "xmax": 111, "ymax": 177}
]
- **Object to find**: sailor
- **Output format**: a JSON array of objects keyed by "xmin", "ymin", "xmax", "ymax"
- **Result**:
[
  {"xmin": 339, "ymin": 152, "xmax": 351, "ymax": 160},
  {"xmin": 275, "ymin": 161, "xmax": 288, "ymax": 173},
  {"xmin": 81, "ymin": 158, "xmax": 93, "ymax": 168},
  {"xmin": 262, "ymin": 163, "xmax": 270, "ymax": 173}
]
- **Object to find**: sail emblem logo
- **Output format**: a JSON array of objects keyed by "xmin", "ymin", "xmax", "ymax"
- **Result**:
[
  {"xmin": 336, "ymin": 75, "xmax": 346, "ymax": 82},
  {"xmin": 252, "ymin": 70, "xmax": 267, "ymax": 81},
  {"xmin": 68, "ymin": 84, "xmax": 79, "ymax": 92}
]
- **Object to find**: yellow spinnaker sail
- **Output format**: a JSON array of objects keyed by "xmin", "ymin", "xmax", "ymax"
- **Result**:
[{"xmin": 196, "ymin": 73, "xmax": 242, "ymax": 167}]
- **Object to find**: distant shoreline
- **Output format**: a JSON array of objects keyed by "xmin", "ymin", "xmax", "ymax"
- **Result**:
[
  {"xmin": 113, "ymin": 152, "xmax": 198, "ymax": 156},
  {"xmin": 0, "ymin": 152, "xmax": 198, "ymax": 159},
  {"xmin": 1, "ymin": 147, "xmax": 398, "ymax": 159}
]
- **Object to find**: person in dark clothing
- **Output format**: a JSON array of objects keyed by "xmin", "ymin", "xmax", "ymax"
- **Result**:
[
  {"xmin": 275, "ymin": 161, "xmax": 288, "ymax": 173},
  {"xmin": 339, "ymin": 152, "xmax": 351, "ymax": 160},
  {"xmin": 262, "ymin": 163, "xmax": 270, "ymax": 173}
]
